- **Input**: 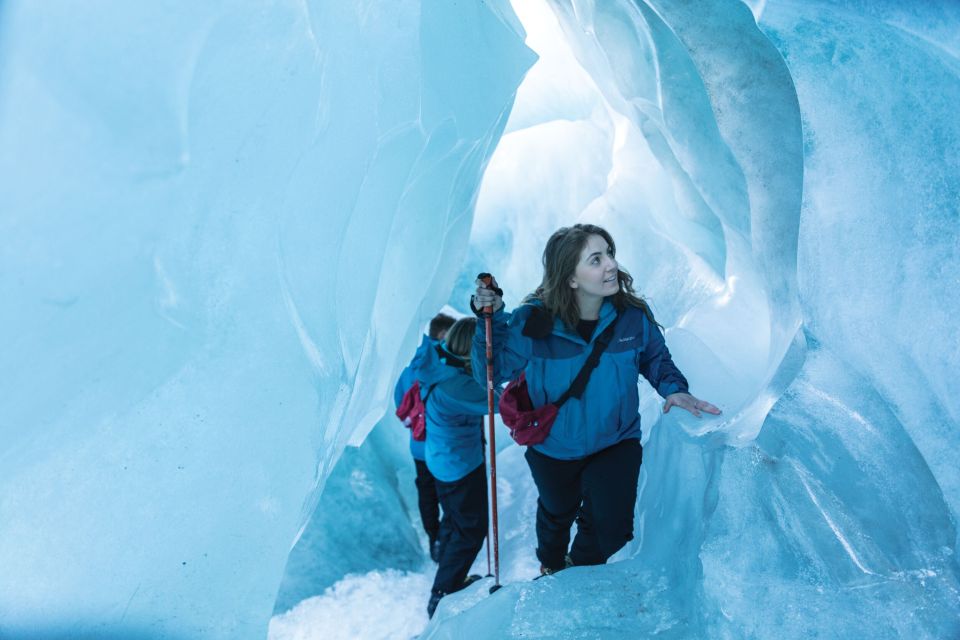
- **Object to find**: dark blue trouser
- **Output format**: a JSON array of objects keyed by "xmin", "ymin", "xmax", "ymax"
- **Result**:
[
  {"xmin": 524, "ymin": 438, "xmax": 643, "ymax": 570},
  {"xmin": 431, "ymin": 463, "xmax": 488, "ymax": 595},
  {"xmin": 414, "ymin": 459, "xmax": 440, "ymax": 544}
]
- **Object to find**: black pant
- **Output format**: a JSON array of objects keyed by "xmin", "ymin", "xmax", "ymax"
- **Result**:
[
  {"xmin": 414, "ymin": 459, "xmax": 440, "ymax": 543},
  {"xmin": 431, "ymin": 463, "xmax": 488, "ymax": 595},
  {"xmin": 525, "ymin": 438, "xmax": 642, "ymax": 570}
]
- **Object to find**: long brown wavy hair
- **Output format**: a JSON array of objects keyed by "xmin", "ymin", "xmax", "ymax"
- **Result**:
[{"xmin": 527, "ymin": 224, "xmax": 657, "ymax": 330}]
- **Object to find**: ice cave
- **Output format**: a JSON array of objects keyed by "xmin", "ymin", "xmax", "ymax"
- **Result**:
[{"xmin": 0, "ymin": 0, "xmax": 957, "ymax": 638}]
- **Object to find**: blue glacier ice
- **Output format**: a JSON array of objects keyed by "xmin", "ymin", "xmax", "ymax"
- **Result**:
[
  {"xmin": 1, "ymin": 0, "xmax": 958, "ymax": 638},
  {"xmin": 0, "ymin": 1, "xmax": 534, "ymax": 638}
]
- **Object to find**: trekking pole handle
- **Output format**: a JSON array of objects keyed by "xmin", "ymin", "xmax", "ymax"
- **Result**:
[{"xmin": 476, "ymin": 273, "xmax": 503, "ymax": 315}]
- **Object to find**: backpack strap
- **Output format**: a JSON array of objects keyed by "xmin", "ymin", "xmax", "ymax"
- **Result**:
[
  {"xmin": 554, "ymin": 312, "xmax": 620, "ymax": 408},
  {"xmin": 421, "ymin": 382, "xmax": 439, "ymax": 420}
]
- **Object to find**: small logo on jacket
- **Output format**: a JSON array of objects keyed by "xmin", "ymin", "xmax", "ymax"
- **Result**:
[{"xmin": 618, "ymin": 336, "xmax": 636, "ymax": 342}]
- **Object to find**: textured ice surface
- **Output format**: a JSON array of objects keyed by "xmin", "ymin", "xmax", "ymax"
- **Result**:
[
  {"xmin": 761, "ymin": 0, "xmax": 960, "ymax": 544},
  {"xmin": 0, "ymin": 1, "xmax": 533, "ymax": 637},
  {"xmin": 271, "ymin": 419, "xmax": 424, "ymax": 616}
]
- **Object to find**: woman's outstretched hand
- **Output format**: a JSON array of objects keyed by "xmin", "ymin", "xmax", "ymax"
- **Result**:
[{"xmin": 663, "ymin": 392, "xmax": 721, "ymax": 418}]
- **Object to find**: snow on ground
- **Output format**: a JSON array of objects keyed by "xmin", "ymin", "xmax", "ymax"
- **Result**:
[{"xmin": 269, "ymin": 569, "xmax": 433, "ymax": 640}]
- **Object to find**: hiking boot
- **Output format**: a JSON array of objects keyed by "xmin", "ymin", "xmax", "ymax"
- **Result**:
[
  {"xmin": 427, "ymin": 590, "xmax": 444, "ymax": 619},
  {"xmin": 462, "ymin": 574, "xmax": 482, "ymax": 589},
  {"xmin": 536, "ymin": 554, "xmax": 574, "ymax": 579}
]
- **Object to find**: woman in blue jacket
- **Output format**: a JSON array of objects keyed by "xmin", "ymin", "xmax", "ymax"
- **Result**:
[
  {"xmin": 472, "ymin": 223, "xmax": 720, "ymax": 575},
  {"xmin": 419, "ymin": 317, "xmax": 496, "ymax": 618}
]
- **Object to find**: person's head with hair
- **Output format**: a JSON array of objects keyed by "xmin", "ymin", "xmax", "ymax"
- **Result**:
[
  {"xmin": 442, "ymin": 317, "xmax": 477, "ymax": 374},
  {"xmin": 429, "ymin": 313, "xmax": 457, "ymax": 341},
  {"xmin": 531, "ymin": 223, "xmax": 655, "ymax": 329}
]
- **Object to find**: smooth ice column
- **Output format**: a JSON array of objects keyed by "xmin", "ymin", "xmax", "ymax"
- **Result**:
[
  {"xmin": 0, "ymin": 1, "xmax": 533, "ymax": 638},
  {"xmin": 759, "ymin": 0, "xmax": 960, "ymax": 540},
  {"xmin": 699, "ymin": 348, "xmax": 960, "ymax": 638}
]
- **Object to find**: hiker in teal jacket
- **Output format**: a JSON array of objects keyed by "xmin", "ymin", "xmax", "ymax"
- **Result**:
[
  {"xmin": 472, "ymin": 223, "xmax": 720, "ymax": 574},
  {"xmin": 394, "ymin": 313, "xmax": 455, "ymax": 562},
  {"xmin": 418, "ymin": 317, "xmax": 499, "ymax": 618}
]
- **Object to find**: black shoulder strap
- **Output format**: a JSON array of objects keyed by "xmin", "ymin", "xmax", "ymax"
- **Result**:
[
  {"xmin": 555, "ymin": 313, "xmax": 620, "ymax": 408},
  {"xmin": 421, "ymin": 383, "xmax": 439, "ymax": 429}
]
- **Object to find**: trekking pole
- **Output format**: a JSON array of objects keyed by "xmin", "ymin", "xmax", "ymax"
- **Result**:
[
  {"xmin": 483, "ymin": 447, "xmax": 491, "ymax": 577},
  {"xmin": 478, "ymin": 273, "xmax": 502, "ymax": 594}
]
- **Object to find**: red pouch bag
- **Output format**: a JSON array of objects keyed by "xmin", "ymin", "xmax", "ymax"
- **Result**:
[
  {"xmin": 500, "ymin": 313, "xmax": 619, "ymax": 446},
  {"xmin": 395, "ymin": 381, "xmax": 436, "ymax": 441},
  {"xmin": 499, "ymin": 372, "xmax": 559, "ymax": 445}
]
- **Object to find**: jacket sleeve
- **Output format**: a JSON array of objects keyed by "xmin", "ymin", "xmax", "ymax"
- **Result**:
[
  {"xmin": 637, "ymin": 315, "xmax": 689, "ymax": 398},
  {"xmin": 472, "ymin": 307, "xmax": 532, "ymax": 388}
]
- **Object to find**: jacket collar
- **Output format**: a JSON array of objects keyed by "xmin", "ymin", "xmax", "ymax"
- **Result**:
[
  {"xmin": 552, "ymin": 299, "xmax": 617, "ymax": 345},
  {"xmin": 417, "ymin": 342, "xmax": 466, "ymax": 386}
]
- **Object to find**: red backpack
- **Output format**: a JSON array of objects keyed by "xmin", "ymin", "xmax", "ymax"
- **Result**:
[{"xmin": 395, "ymin": 381, "xmax": 436, "ymax": 441}]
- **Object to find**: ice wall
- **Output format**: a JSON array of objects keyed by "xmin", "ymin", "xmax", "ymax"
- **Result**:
[
  {"xmin": 271, "ymin": 418, "xmax": 424, "ymax": 615},
  {"xmin": 0, "ymin": 2, "xmax": 534, "ymax": 638},
  {"xmin": 760, "ymin": 0, "xmax": 960, "ymax": 541}
]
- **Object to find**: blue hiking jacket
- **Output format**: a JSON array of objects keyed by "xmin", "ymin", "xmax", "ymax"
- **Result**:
[
  {"xmin": 393, "ymin": 335, "xmax": 435, "ymax": 461},
  {"xmin": 417, "ymin": 344, "xmax": 496, "ymax": 483},
  {"xmin": 472, "ymin": 299, "xmax": 688, "ymax": 460}
]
